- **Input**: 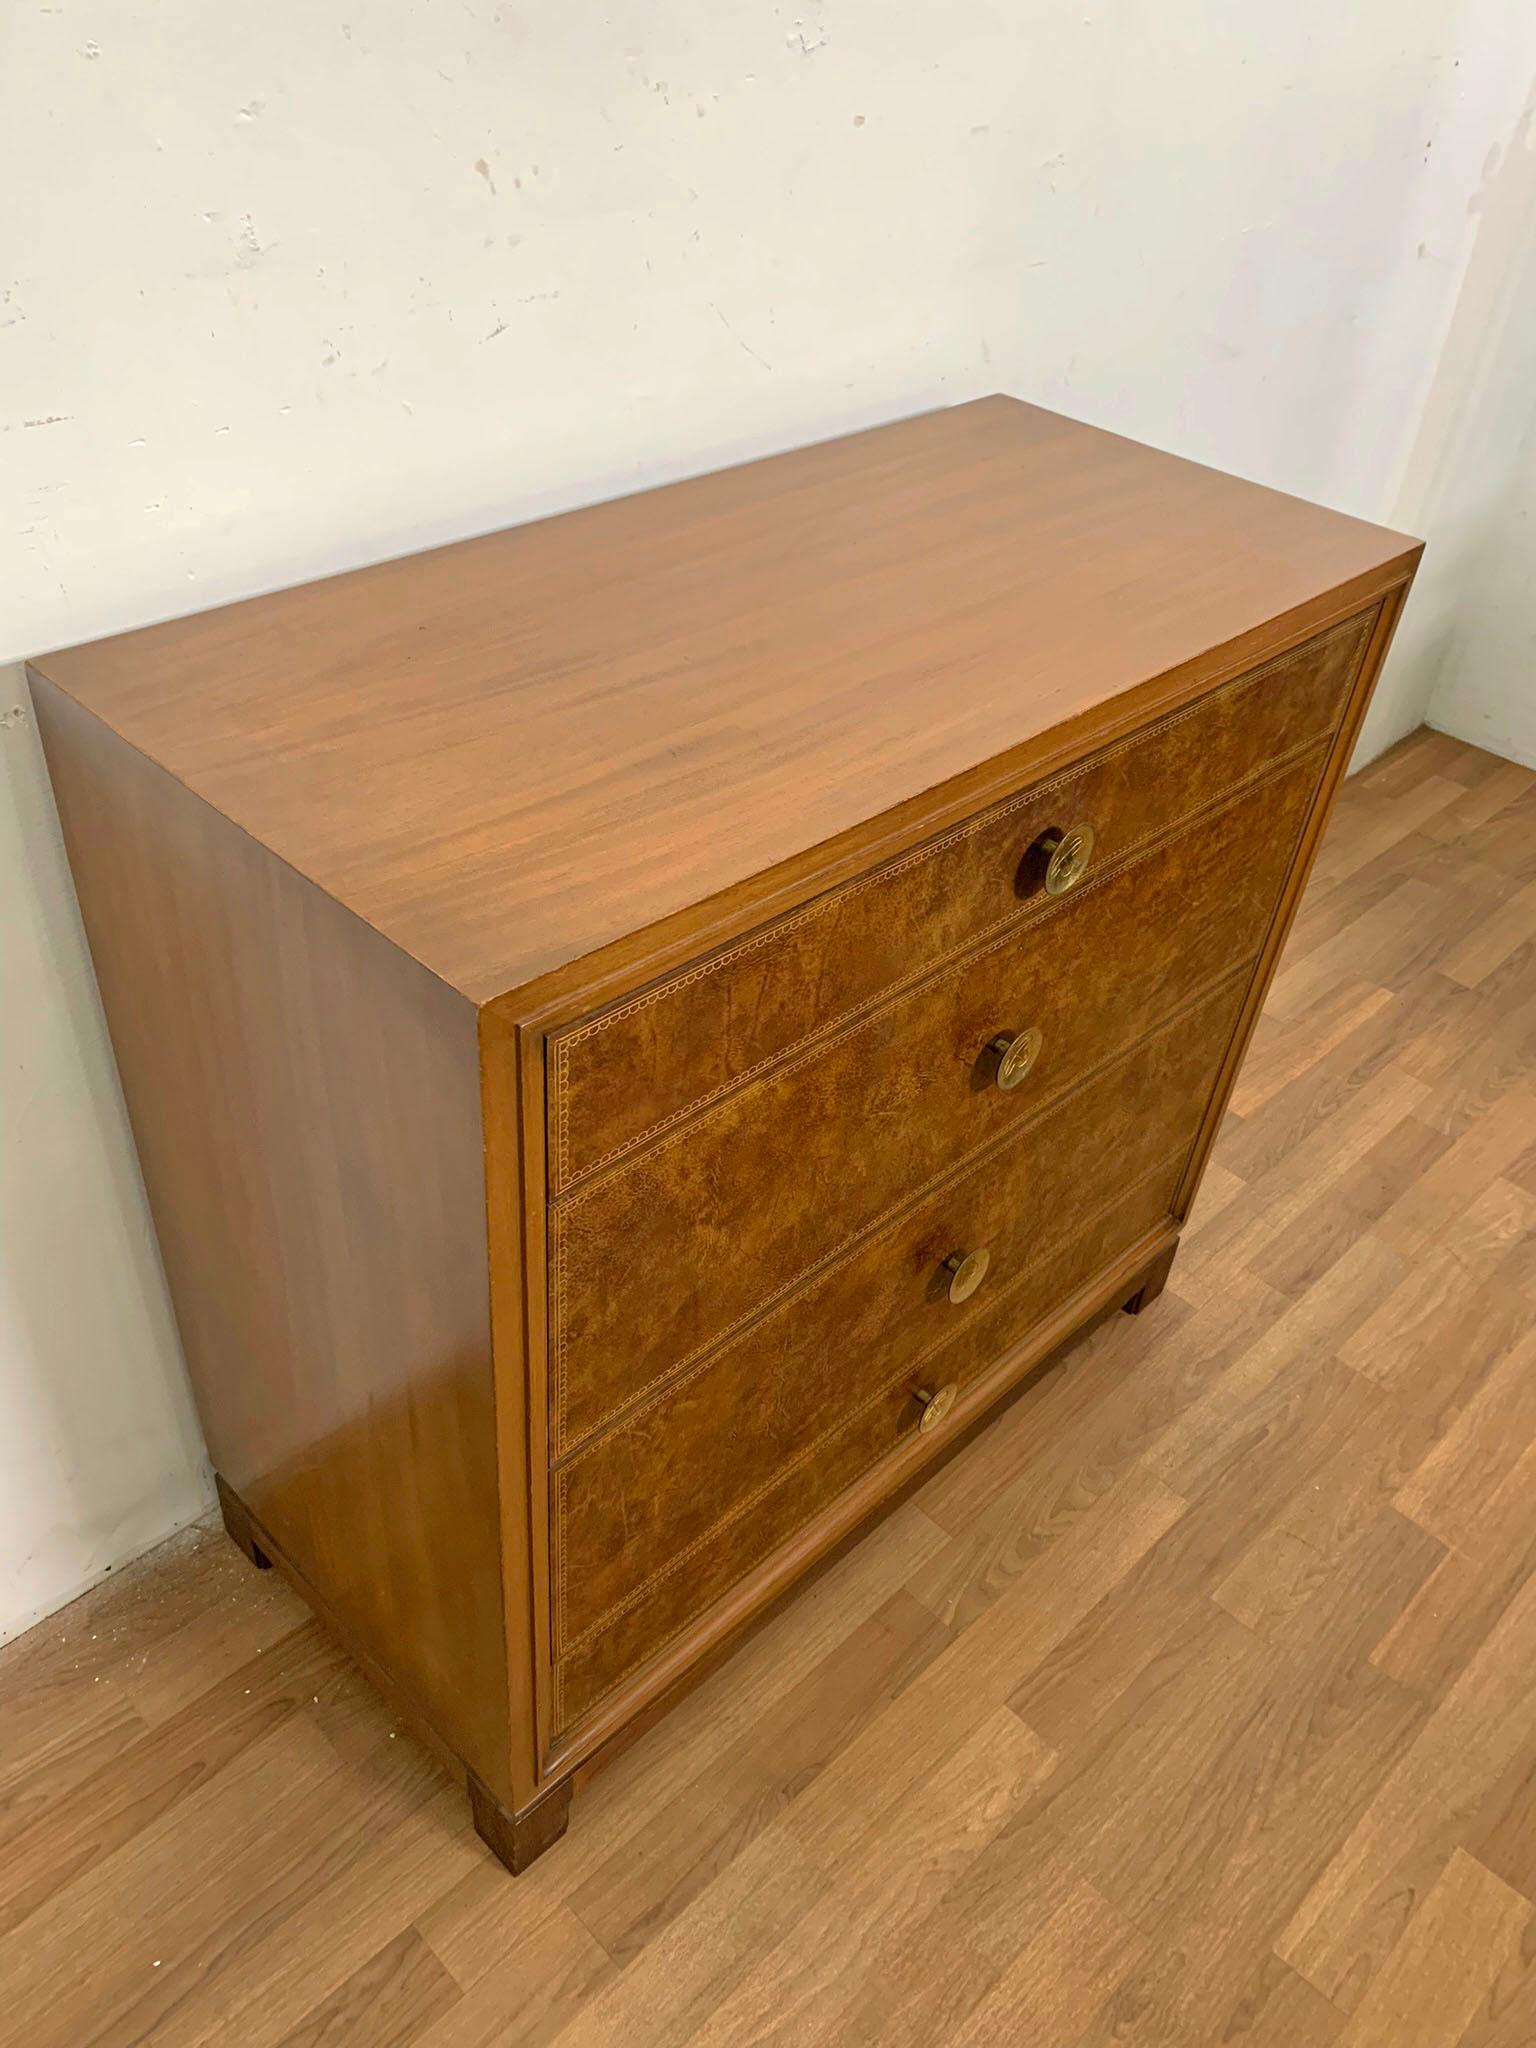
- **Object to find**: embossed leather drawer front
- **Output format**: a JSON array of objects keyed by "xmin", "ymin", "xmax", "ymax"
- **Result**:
[
  {"xmin": 549, "ymin": 609, "xmax": 1376, "ymax": 1196},
  {"xmin": 552, "ymin": 970, "xmax": 1240, "ymax": 1732},
  {"xmin": 550, "ymin": 746, "xmax": 1321, "ymax": 1455}
]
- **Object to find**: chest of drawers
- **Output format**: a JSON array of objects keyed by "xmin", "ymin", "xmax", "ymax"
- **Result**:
[{"xmin": 29, "ymin": 397, "xmax": 1419, "ymax": 1872}]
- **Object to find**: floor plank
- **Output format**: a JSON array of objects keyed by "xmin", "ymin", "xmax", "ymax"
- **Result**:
[
  {"xmin": 1331, "ymin": 1850, "xmax": 1529, "ymax": 2048},
  {"xmin": 275, "ymin": 1929, "xmax": 461, "ymax": 2048},
  {"xmin": 1276, "ymin": 1562, "xmax": 1536, "ymax": 2011}
]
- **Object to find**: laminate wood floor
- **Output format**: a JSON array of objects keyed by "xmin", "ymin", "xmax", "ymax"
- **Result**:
[{"xmin": 4, "ymin": 726, "xmax": 1536, "ymax": 2047}]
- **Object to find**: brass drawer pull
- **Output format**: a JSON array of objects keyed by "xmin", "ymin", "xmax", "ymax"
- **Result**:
[
  {"xmin": 1038, "ymin": 821, "xmax": 1096, "ymax": 895},
  {"xmin": 988, "ymin": 1025, "xmax": 1043, "ymax": 1091},
  {"xmin": 913, "ymin": 1382, "xmax": 959, "ymax": 1433},
  {"xmin": 942, "ymin": 1246, "xmax": 991, "ymax": 1304}
]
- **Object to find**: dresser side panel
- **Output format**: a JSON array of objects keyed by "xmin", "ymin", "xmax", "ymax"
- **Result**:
[{"xmin": 29, "ymin": 675, "xmax": 514, "ymax": 1801}]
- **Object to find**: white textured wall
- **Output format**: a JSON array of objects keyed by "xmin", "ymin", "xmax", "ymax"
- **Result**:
[
  {"xmin": 0, "ymin": 698, "xmax": 211, "ymax": 1641},
  {"xmin": 3, "ymin": 0, "xmax": 1535, "ymax": 1638},
  {"xmin": 1420, "ymin": 94, "xmax": 1536, "ymax": 773},
  {"xmin": 1378, "ymin": 90, "xmax": 1536, "ymax": 767},
  {"xmin": 1430, "ymin": 431, "xmax": 1536, "ymax": 768}
]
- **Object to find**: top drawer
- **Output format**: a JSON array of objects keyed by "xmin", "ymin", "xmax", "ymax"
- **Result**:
[{"xmin": 549, "ymin": 609, "xmax": 1377, "ymax": 1190}]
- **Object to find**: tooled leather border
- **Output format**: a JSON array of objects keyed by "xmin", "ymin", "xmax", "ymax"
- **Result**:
[
  {"xmin": 550, "ymin": 1141, "xmax": 1191, "ymax": 1726},
  {"xmin": 548, "ymin": 610, "xmax": 1376, "ymax": 1195},
  {"xmin": 549, "ymin": 736, "xmax": 1332, "ymax": 1456}
]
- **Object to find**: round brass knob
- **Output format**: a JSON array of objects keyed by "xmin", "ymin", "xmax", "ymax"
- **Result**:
[
  {"xmin": 914, "ymin": 1382, "xmax": 959, "ymax": 1433},
  {"xmin": 988, "ymin": 1025, "xmax": 1043, "ymax": 1091},
  {"xmin": 1038, "ymin": 821, "xmax": 1096, "ymax": 896},
  {"xmin": 942, "ymin": 1246, "xmax": 991, "ymax": 1304}
]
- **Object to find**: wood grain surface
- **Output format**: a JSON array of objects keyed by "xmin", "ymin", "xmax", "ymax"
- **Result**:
[
  {"xmin": 26, "ymin": 397, "xmax": 1418, "ymax": 1001},
  {"xmin": 2, "ymin": 727, "xmax": 1532, "ymax": 2045}
]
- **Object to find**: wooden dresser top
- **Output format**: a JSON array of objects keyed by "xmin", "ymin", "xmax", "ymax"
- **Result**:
[{"xmin": 31, "ymin": 396, "xmax": 1418, "ymax": 1004}]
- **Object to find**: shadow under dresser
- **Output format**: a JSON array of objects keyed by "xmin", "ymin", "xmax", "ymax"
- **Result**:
[{"xmin": 28, "ymin": 396, "xmax": 1421, "ymax": 1871}]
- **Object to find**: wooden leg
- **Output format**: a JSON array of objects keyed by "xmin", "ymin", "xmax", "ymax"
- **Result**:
[
  {"xmin": 215, "ymin": 1473, "xmax": 273, "ymax": 1570},
  {"xmin": 467, "ymin": 1773, "xmax": 573, "ymax": 1876},
  {"xmin": 1122, "ymin": 1239, "xmax": 1178, "ymax": 1316}
]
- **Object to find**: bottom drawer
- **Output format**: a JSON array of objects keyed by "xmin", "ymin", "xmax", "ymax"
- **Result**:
[{"xmin": 551, "ymin": 977, "xmax": 1243, "ymax": 1733}]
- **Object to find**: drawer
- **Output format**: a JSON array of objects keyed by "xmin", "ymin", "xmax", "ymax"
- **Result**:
[
  {"xmin": 550, "ymin": 745, "xmax": 1321, "ymax": 1452},
  {"xmin": 552, "ymin": 968, "xmax": 1240, "ymax": 1715},
  {"xmin": 549, "ymin": 608, "xmax": 1376, "ymax": 1192}
]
